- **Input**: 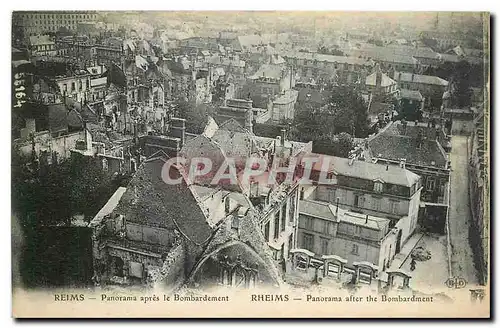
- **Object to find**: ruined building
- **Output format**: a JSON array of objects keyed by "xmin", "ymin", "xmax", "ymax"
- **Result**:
[{"xmin": 90, "ymin": 118, "xmax": 313, "ymax": 291}]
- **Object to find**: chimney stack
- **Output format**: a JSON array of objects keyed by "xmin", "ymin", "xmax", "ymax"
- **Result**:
[
  {"xmin": 399, "ymin": 159, "xmax": 406, "ymax": 169},
  {"xmin": 280, "ymin": 128, "xmax": 286, "ymax": 146},
  {"xmin": 336, "ymin": 197, "xmax": 340, "ymax": 216}
]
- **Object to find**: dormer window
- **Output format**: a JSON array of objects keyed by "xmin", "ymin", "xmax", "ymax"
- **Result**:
[{"xmin": 374, "ymin": 181, "xmax": 383, "ymax": 193}]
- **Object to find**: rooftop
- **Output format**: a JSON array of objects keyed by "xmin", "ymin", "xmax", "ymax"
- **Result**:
[
  {"xmin": 368, "ymin": 124, "xmax": 448, "ymax": 168},
  {"xmin": 365, "ymin": 72, "xmax": 397, "ymax": 87},
  {"xmin": 393, "ymin": 71, "xmax": 449, "ymax": 86},
  {"xmin": 283, "ymin": 51, "xmax": 372, "ymax": 66},
  {"xmin": 249, "ymin": 64, "xmax": 284, "ymax": 80},
  {"xmin": 113, "ymin": 156, "xmax": 213, "ymax": 245},
  {"xmin": 303, "ymin": 153, "xmax": 420, "ymax": 187},
  {"xmin": 300, "ymin": 199, "xmax": 391, "ymax": 231},
  {"xmin": 400, "ymin": 89, "xmax": 424, "ymax": 101}
]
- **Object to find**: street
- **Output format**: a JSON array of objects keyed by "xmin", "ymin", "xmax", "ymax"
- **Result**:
[{"xmin": 448, "ymin": 136, "xmax": 479, "ymax": 285}]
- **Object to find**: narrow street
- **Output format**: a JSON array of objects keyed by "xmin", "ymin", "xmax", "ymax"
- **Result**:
[{"xmin": 448, "ymin": 136, "xmax": 479, "ymax": 285}]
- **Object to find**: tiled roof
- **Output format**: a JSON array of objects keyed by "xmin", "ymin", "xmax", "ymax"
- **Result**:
[
  {"xmin": 303, "ymin": 153, "xmax": 420, "ymax": 187},
  {"xmin": 393, "ymin": 71, "xmax": 448, "ymax": 86},
  {"xmin": 211, "ymin": 129, "xmax": 256, "ymax": 160},
  {"xmin": 399, "ymin": 89, "xmax": 424, "ymax": 101},
  {"xmin": 218, "ymin": 118, "xmax": 254, "ymax": 135},
  {"xmin": 249, "ymin": 64, "xmax": 283, "ymax": 80},
  {"xmin": 349, "ymin": 49, "xmax": 418, "ymax": 65},
  {"xmin": 283, "ymin": 51, "xmax": 371, "ymax": 66},
  {"xmin": 299, "ymin": 199, "xmax": 390, "ymax": 231},
  {"xmin": 368, "ymin": 133, "xmax": 447, "ymax": 168},
  {"xmin": 365, "ymin": 72, "xmax": 397, "ymax": 87},
  {"xmin": 114, "ymin": 156, "xmax": 213, "ymax": 245},
  {"xmin": 340, "ymin": 210, "xmax": 390, "ymax": 231},
  {"xmin": 384, "ymin": 121, "xmax": 439, "ymax": 139},
  {"xmin": 438, "ymin": 53, "xmax": 461, "ymax": 63},
  {"xmin": 299, "ymin": 199, "xmax": 337, "ymax": 221}
]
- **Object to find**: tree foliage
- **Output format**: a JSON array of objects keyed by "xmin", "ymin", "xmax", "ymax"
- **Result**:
[
  {"xmin": 12, "ymin": 149, "xmax": 122, "ymax": 229},
  {"xmin": 290, "ymin": 85, "xmax": 367, "ymax": 157}
]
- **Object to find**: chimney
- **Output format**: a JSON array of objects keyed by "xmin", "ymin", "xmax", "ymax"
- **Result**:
[
  {"xmin": 245, "ymin": 107, "xmax": 254, "ymax": 134},
  {"xmin": 375, "ymin": 64, "xmax": 382, "ymax": 89},
  {"xmin": 336, "ymin": 197, "xmax": 340, "ymax": 216},
  {"xmin": 170, "ymin": 117, "xmax": 186, "ymax": 149},
  {"xmin": 280, "ymin": 128, "xmax": 286, "ymax": 146},
  {"xmin": 399, "ymin": 159, "xmax": 406, "ymax": 169}
]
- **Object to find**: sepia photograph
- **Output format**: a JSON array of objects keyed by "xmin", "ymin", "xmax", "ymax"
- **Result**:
[{"xmin": 10, "ymin": 10, "xmax": 490, "ymax": 318}]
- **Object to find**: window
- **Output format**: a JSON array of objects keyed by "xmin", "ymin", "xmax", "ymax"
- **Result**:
[
  {"xmin": 374, "ymin": 182, "xmax": 383, "ymax": 193},
  {"xmin": 322, "ymin": 221, "xmax": 330, "ymax": 234},
  {"xmin": 274, "ymin": 215, "xmax": 280, "ymax": 239},
  {"xmin": 328, "ymin": 187, "xmax": 336, "ymax": 203},
  {"xmin": 390, "ymin": 201, "xmax": 399, "ymax": 214},
  {"xmin": 303, "ymin": 233, "xmax": 314, "ymax": 251},
  {"xmin": 78, "ymin": 80, "xmax": 83, "ymax": 91},
  {"xmin": 426, "ymin": 178, "xmax": 436, "ymax": 191},
  {"xmin": 373, "ymin": 198, "xmax": 381, "ymax": 211},
  {"xmin": 351, "ymin": 244, "xmax": 359, "ymax": 255},
  {"xmin": 264, "ymin": 222, "xmax": 270, "ymax": 241},
  {"xmin": 305, "ymin": 217, "xmax": 314, "ymax": 230},
  {"xmin": 320, "ymin": 238, "xmax": 329, "ymax": 255},
  {"xmin": 71, "ymin": 82, "xmax": 75, "ymax": 92}
]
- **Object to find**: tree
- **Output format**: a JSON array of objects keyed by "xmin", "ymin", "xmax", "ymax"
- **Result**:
[
  {"xmin": 326, "ymin": 85, "xmax": 370, "ymax": 138},
  {"xmin": 175, "ymin": 98, "xmax": 216, "ymax": 134},
  {"xmin": 450, "ymin": 60, "xmax": 474, "ymax": 108},
  {"xmin": 289, "ymin": 84, "xmax": 369, "ymax": 157},
  {"xmin": 335, "ymin": 132, "xmax": 355, "ymax": 157}
]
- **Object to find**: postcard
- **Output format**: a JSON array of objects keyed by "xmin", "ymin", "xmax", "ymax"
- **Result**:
[{"xmin": 11, "ymin": 11, "xmax": 490, "ymax": 318}]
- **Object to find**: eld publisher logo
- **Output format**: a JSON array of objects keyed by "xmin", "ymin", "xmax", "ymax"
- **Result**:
[{"xmin": 445, "ymin": 277, "xmax": 467, "ymax": 289}]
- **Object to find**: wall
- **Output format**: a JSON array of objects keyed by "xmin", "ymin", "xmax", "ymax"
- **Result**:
[
  {"xmin": 148, "ymin": 242, "xmax": 186, "ymax": 291},
  {"xmin": 125, "ymin": 222, "xmax": 174, "ymax": 247},
  {"xmin": 16, "ymin": 130, "xmax": 86, "ymax": 162},
  {"xmin": 332, "ymin": 235, "xmax": 380, "ymax": 268},
  {"xmin": 315, "ymin": 185, "xmax": 412, "ymax": 218}
]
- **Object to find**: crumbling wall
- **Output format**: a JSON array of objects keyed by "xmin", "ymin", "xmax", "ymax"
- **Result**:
[{"xmin": 148, "ymin": 242, "xmax": 186, "ymax": 291}]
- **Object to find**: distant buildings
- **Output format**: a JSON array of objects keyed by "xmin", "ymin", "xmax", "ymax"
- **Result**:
[
  {"xmin": 29, "ymin": 35, "xmax": 57, "ymax": 57},
  {"xmin": 245, "ymin": 64, "xmax": 298, "ymax": 122},
  {"xmin": 13, "ymin": 11, "xmax": 98, "ymax": 43},
  {"xmin": 393, "ymin": 71, "xmax": 448, "ymax": 110},
  {"xmin": 365, "ymin": 64, "xmax": 399, "ymax": 99},
  {"xmin": 282, "ymin": 51, "xmax": 373, "ymax": 85}
]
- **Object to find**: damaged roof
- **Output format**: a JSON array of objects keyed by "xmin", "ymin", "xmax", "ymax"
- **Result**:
[{"xmin": 114, "ymin": 155, "xmax": 213, "ymax": 245}]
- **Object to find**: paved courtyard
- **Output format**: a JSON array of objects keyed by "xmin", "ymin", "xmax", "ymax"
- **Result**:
[{"xmin": 400, "ymin": 233, "xmax": 449, "ymax": 293}]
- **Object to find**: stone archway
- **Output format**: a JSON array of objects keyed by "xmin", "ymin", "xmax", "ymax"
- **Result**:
[{"xmin": 188, "ymin": 240, "xmax": 279, "ymax": 287}]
